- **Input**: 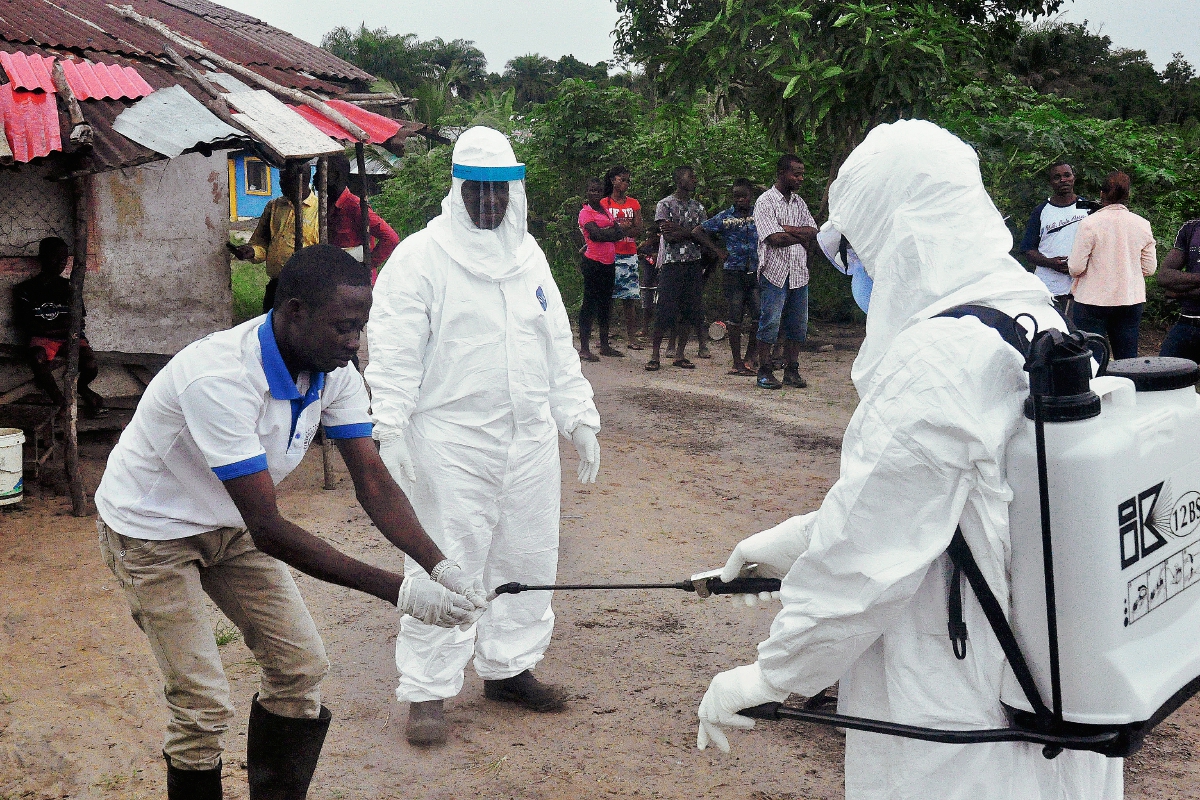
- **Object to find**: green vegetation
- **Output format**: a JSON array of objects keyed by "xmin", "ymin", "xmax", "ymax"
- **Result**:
[
  {"xmin": 232, "ymin": 259, "xmax": 268, "ymax": 325},
  {"xmin": 327, "ymin": 11, "xmax": 1200, "ymax": 327},
  {"xmin": 213, "ymin": 620, "xmax": 242, "ymax": 647}
]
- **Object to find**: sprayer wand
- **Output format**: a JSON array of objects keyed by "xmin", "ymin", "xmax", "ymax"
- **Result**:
[{"xmin": 489, "ymin": 570, "xmax": 781, "ymax": 600}]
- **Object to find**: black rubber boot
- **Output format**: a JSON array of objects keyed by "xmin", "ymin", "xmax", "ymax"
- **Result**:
[
  {"xmin": 246, "ymin": 693, "xmax": 332, "ymax": 800},
  {"xmin": 165, "ymin": 753, "xmax": 223, "ymax": 800}
]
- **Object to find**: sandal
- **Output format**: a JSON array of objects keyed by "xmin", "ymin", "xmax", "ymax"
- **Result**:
[
  {"xmin": 627, "ymin": 341, "xmax": 646, "ymax": 351},
  {"xmin": 696, "ymin": 349, "xmax": 712, "ymax": 359},
  {"xmin": 728, "ymin": 364, "xmax": 756, "ymax": 376},
  {"xmin": 599, "ymin": 346, "xmax": 625, "ymax": 358},
  {"xmin": 645, "ymin": 360, "xmax": 661, "ymax": 371},
  {"xmin": 672, "ymin": 358, "xmax": 695, "ymax": 369},
  {"xmin": 579, "ymin": 350, "xmax": 600, "ymax": 363}
]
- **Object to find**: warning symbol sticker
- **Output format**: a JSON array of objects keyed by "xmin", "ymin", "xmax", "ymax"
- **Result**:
[{"xmin": 1126, "ymin": 540, "xmax": 1200, "ymax": 626}]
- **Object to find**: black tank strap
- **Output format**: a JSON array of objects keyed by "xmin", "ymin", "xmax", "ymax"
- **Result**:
[
  {"xmin": 948, "ymin": 528, "xmax": 1053, "ymax": 724},
  {"xmin": 934, "ymin": 304, "xmax": 1030, "ymax": 359}
]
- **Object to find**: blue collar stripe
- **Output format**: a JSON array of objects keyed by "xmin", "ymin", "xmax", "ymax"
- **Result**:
[
  {"xmin": 452, "ymin": 164, "xmax": 525, "ymax": 181},
  {"xmin": 257, "ymin": 311, "xmax": 327, "ymax": 438}
]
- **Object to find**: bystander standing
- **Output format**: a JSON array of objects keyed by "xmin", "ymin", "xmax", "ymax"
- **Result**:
[
  {"xmin": 1155, "ymin": 218, "xmax": 1200, "ymax": 361},
  {"xmin": 648, "ymin": 167, "xmax": 708, "ymax": 371},
  {"xmin": 753, "ymin": 155, "xmax": 817, "ymax": 389},
  {"xmin": 1021, "ymin": 161, "xmax": 1090, "ymax": 313},
  {"xmin": 578, "ymin": 177, "xmax": 626, "ymax": 361},
  {"xmin": 601, "ymin": 165, "xmax": 645, "ymax": 349},
  {"xmin": 1068, "ymin": 171, "xmax": 1157, "ymax": 359},
  {"xmin": 693, "ymin": 179, "xmax": 760, "ymax": 375}
]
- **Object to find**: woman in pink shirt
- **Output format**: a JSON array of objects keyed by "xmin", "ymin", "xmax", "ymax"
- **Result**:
[
  {"xmin": 1068, "ymin": 171, "xmax": 1157, "ymax": 359},
  {"xmin": 578, "ymin": 177, "xmax": 627, "ymax": 361}
]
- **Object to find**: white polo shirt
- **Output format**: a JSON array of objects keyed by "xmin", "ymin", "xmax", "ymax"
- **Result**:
[{"xmin": 95, "ymin": 313, "xmax": 373, "ymax": 541}]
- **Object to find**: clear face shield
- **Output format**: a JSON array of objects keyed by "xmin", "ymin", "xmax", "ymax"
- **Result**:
[
  {"xmin": 817, "ymin": 223, "xmax": 873, "ymax": 313},
  {"xmin": 460, "ymin": 180, "xmax": 511, "ymax": 231}
]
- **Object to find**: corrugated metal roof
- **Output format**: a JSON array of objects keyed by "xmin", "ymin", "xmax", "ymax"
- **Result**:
[
  {"xmin": 0, "ymin": 83, "xmax": 62, "ymax": 162},
  {"xmin": 225, "ymin": 89, "xmax": 341, "ymax": 160},
  {"xmin": 152, "ymin": 0, "xmax": 372, "ymax": 83},
  {"xmin": 287, "ymin": 99, "xmax": 402, "ymax": 145},
  {"xmin": 0, "ymin": 51, "xmax": 56, "ymax": 92},
  {"xmin": 112, "ymin": 83, "xmax": 242, "ymax": 156},
  {"xmin": 61, "ymin": 57, "xmax": 155, "ymax": 100},
  {"xmin": 0, "ymin": 0, "xmax": 371, "ymax": 90}
]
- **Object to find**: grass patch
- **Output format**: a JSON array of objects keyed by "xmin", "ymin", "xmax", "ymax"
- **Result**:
[
  {"xmin": 232, "ymin": 259, "xmax": 269, "ymax": 324},
  {"xmin": 214, "ymin": 621, "xmax": 241, "ymax": 647}
]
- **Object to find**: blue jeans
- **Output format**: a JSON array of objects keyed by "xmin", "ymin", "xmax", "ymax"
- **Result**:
[
  {"xmin": 1071, "ymin": 302, "xmax": 1142, "ymax": 360},
  {"xmin": 1161, "ymin": 320, "xmax": 1200, "ymax": 362},
  {"xmin": 757, "ymin": 276, "xmax": 808, "ymax": 344}
]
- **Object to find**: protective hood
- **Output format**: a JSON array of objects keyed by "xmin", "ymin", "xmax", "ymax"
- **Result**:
[
  {"xmin": 826, "ymin": 120, "xmax": 1051, "ymax": 392},
  {"xmin": 427, "ymin": 126, "xmax": 539, "ymax": 281}
]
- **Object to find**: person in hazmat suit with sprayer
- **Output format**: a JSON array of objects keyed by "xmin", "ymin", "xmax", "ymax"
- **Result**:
[
  {"xmin": 366, "ymin": 126, "xmax": 602, "ymax": 747},
  {"xmin": 696, "ymin": 120, "xmax": 1123, "ymax": 798}
]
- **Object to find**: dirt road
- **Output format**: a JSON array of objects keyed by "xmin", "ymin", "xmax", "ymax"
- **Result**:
[{"xmin": 1, "ymin": 323, "xmax": 1196, "ymax": 799}]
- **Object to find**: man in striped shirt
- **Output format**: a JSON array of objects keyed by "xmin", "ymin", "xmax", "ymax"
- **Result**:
[{"xmin": 753, "ymin": 155, "xmax": 818, "ymax": 389}]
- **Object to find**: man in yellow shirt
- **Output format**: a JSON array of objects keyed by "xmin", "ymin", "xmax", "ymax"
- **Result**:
[{"xmin": 232, "ymin": 163, "xmax": 319, "ymax": 311}]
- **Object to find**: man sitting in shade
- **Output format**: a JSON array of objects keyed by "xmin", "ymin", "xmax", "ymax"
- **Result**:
[{"xmin": 367, "ymin": 126, "xmax": 601, "ymax": 747}]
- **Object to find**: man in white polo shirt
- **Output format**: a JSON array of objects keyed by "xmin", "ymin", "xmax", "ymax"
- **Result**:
[{"xmin": 94, "ymin": 245, "xmax": 486, "ymax": 800}]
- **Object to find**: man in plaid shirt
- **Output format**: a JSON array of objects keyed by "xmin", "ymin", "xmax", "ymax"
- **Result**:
[{"xmin": 753, "ymin": 155, "xmax": 818, "ymax": 389}]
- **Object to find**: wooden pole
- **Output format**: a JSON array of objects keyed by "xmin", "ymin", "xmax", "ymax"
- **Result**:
[
  {"xmin": 355, "ymin": 143, "xmax": 372, "ymax": 271},
  {"xmin": 316, "ymin": 157, "xmax": 336, "ymax": 491},
  {"xmin": 292, "ymin": 162, "xmax": 304, "ymax": 257},
  {"xmin": 65, "ymin": 177, "xmax": 90, "ymax": 516}
]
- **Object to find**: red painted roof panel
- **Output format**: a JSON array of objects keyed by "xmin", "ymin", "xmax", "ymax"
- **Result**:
[
  {"xmin": 59, "ymin": 58, "xmax": 154, "ymax": 100},
  {"xmin": 0, "ymin": 50, "xmax": 56, "ymax": 92},
  {"xmin": 0, "ymin": 83, "xmax": 62, "ymax": 162},
  {"xmin": 287, "ymin": 100, "xmax": 401, "ymax": 145}
]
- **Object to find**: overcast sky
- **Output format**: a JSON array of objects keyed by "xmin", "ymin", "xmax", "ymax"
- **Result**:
[{"xmin": 220, "ymin": 0, "xmax": 1198, "ymax": 73}]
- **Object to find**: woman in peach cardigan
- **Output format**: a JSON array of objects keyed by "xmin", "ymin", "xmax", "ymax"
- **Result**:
[{"xmin": 1068, "ymin": 171, "xmax": 1157, "ymax": 359}]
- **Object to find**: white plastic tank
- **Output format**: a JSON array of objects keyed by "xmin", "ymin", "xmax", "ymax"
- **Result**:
[{"xmin": 1002, "ymin": 357, "xmax": 1200, "ymax": 725}]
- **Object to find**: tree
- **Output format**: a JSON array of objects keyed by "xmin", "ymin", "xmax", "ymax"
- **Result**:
[
  {"xmin": 619, "ymin": 0, "xmax": 990, "ymax": 211},
  {"xmin": 321, "ymin": 25, "xmax": 433, "ymax": 95},
  {"xmin": 420, "ymin": 37, "xmax": 489, "ymax": 98},
  {"xmin": 503, "ymin": 54, "xmax": 558, "ymax": 107}
]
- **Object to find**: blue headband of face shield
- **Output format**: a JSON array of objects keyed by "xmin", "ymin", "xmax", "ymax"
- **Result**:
[
  {"xmin": 452, "ymin": 164, "xmax": 526, "ymax": 181},
  {"xmin": 817, "ymin": 227, "xmax": 873, "ymax": 313}
]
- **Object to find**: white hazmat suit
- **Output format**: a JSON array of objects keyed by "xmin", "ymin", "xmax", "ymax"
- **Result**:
[
  {"xmin": 697, "ymin": 121, "xmax": 1122, "ymax": 799},
  {"xmin": 366, "ymin": 127, "xmax": 601, "ymax": 702}
]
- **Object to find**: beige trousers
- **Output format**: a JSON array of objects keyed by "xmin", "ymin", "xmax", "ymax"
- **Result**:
[{"xmin": 98, "ymin": 520, "xmax": 328, "ymax": 770}]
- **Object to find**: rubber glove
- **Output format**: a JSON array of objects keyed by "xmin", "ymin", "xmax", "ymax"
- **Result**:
[
  {"xmin": 396, "ymin": 574, "xmax": 477, "ymax": 628},
  {"xmin": 379, "ymin": 436, "xmax": 416, "ymax": 494},
  {"xmin": 720, "ymin": 514, "xmax": 813, "ymax": 606},
  {"xmin": 697, "ymin": 662, "xmax": 789, "ymax": 753},
  {"xmin": 430, "ymin": 559, "xmax": 488, "ymax": 628},
  {"xmin": 571, "ymin": 425, "xmax": 600, "ymax": 484}
]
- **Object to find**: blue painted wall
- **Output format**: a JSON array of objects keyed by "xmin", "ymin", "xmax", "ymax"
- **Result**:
[{"xmin": 230, "ymin": 153, "xmax": 281, "ymax": 220}]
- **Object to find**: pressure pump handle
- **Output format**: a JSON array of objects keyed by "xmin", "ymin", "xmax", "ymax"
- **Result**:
[{"xmin": 700, "ymin": 576, "xmax": 782, "ymax": 597}]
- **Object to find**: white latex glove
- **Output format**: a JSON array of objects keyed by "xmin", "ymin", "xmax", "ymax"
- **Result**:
[
  {"xmin": 396, "ymin": 574, "xmax": 478, "ymax": 628},
  {"xmin": 379, "ymin": 436, "xmax": 416, "ymax": 494},
  {"xmin": 720, "ymin": 515, "xmax": 812, "ymax": 606},
  {"xmin": 697, "ymin": 662, "xmax": 789, "ymax": 754},
  {"xmin": 571, "ymin": 425, "xmax": 600, "ymax": 484},
  {"xmin": 429, "ymin": 559, "xmax": 488, "ymax": 628}
]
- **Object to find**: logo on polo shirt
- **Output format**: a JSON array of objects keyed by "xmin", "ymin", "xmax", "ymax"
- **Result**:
[{"xmin": 536, "ymin": 286, "xmax": 547, "ymax": 311}]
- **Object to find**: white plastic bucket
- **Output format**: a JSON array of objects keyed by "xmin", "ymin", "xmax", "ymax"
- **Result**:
[{"xmin": 0, "ymin": 428, "xmax": 25, "ymax": 506}]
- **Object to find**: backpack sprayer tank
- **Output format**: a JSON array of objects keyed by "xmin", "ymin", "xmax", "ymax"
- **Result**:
[{"xmin": 1003, "ymin": 349, "xmax": 1200, "ymax": 736}]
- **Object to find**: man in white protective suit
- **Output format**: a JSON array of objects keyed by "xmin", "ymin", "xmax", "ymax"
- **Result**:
[
  {"xmin": 695, "ymin": 120, "xmax": 1123, "ymax": 799},
  {"xmin": 365, "ymin": 126, "xmax": 602, "ymax": 747}
]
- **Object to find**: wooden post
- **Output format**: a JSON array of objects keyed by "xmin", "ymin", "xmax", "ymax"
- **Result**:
[
  {"xmin": 292, "ymin": 161, "xmax": 304, "ymax": 257},
  {"xmin": 65, "ymin": 177, "xmax": 90, "ymax": 516},
  {"xmin": 316, "ymin": 156, "xmax": 336, "ymax": 491},
  {"xmin": 355, "ymin": 143, "xmax": 372, "ymax": 272}
]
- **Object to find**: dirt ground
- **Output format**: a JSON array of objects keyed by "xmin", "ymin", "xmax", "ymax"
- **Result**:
[{"xmin": 2, "ymin": 321, "xmax": 1197, "ymax": 799}]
